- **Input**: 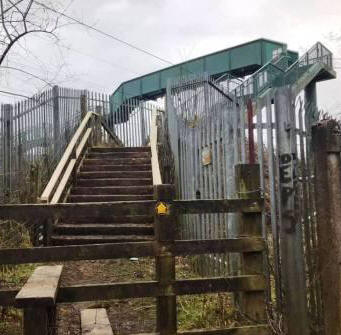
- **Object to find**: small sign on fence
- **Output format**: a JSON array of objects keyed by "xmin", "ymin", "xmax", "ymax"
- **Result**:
[
  {"xmin": 202, "ymin": 147, "xmax": 212, "ymax": 165},
  {"xmin": 155, "ymin": 202, "xmax": 169, "ymax": 215}
]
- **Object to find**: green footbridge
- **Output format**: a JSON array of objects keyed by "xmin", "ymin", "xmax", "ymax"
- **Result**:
[{"xmin": 109, "ymin": 38, "xmax": 336, "ymax": 120}]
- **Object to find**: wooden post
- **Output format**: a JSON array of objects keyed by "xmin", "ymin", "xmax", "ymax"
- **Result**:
[
  {"xmin": 274, "ymin": 87, "xmax": 309, "ymax": 335},
  {"xmin": 312, "ymin": 119, "xmax": 341, "ymax": 334},
  {"xmin": 235, "ymin": 164, "xmax": 265, "ymax": 321},
  {"xmin": 154, "ymin": 184, "xmax": 177, "ymax": 335},
  {"xmin": 3, "ymin": 104, "xmax": 13, "ymax": 203},
  {"xmin": 52, "ymin": 86, "xmax": 60, "ymax": 158},
  {"xmin": 80, "ymin": 92, "xmax": 87, "ymax": 119},
  {"xmin": 16, "ymin": 265, "xmax": 62, "ymax": 335},
  {"xmin": 23, "ymin": 307, "xmax": 56, "ymax": 335},
  {"xmin": 95, "ymin": 105, "xmax": 102, "ymax": 145}
]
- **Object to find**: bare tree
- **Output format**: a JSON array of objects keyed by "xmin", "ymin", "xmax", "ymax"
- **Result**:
[{"xmin": 0, "ymin": 0, "xmax": 61, "ymax": 65}]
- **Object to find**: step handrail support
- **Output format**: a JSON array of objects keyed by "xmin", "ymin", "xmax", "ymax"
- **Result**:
[
  {"xmin": 150, "ymin": 109, "xmax": 162, "ymax": 185},
  {"xmin": 39, "ymin": 112, "xmax": 121, "ymax": 204}
]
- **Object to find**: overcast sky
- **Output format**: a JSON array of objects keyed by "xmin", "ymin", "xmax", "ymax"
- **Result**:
[{"xmin": 1, "ymin": 0, "xmax": 341, "ymax": 115}]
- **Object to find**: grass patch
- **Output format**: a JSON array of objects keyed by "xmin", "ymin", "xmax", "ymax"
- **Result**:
[
  {"xmin": 0, "ymin": 220, "xmax": 35, "ymax": 335},
  {"xmin": 178, "ymin": 293, "xmax": 239, "ymax": 330}
]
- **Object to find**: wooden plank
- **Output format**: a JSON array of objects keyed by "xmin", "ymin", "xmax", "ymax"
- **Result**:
[
  {"xmin": 50, "ymin": 159, "xmax": 76, "ymax": 204},
  {"xmin": 174, "ymin": 275, "xmax": 265, "ymax": 295},
  {"xmin": 0, "ymin": 200, "xmax": 155, "ymax": 221},
  {"xmin": 0, "ymin": 242, "xmax": 155, "ymax": 265},
  {"xmin": 0, "ymin": 275, "xmax": 265, "ymax": 307},
  {"xmin": 57, "ymin": 275, "xmax": 264, "ymax": 303},
  {"xmin": 0, "ymin": 199, "xmax": 261, "ymax": 221},
  {"xmin": 57, "ymin": 281, "xmax": 159, "ymax": 303},
  {"xmin": 150, "ymin": 110, "xmax": 162, "ymax": 185},
  {"xmin": 81, "ymin": 308, "xmax": 113, "ymax": 335},
  {"xmin": 173, "ymin": 238, "xmax": 265, "ymax": 255},
  {"xmin": 178, "ymin": 325, "xmax": 269, "ymax": 335},
  {"xmin": 0, "ymin": 238, "xmax": 264, "ymax": 265},
  {"xmin": 174, "ymin": 199, "xmax": 263, "ymax": 214},
  {"xmin": 39, "ymin": 111, "xmax": 93, "ymax": 203},
  {"xmin": 16, "ymin": 265, "xmax": 63, "ymax": 307},
  {"xmin": 130, "ymin": 326, "xmax": 269, "ymax": 335}
]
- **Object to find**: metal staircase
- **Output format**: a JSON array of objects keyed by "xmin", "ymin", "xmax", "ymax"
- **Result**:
[{"xmin": 226, "ymin": 42, "xmax": 336, "ymax": 101}]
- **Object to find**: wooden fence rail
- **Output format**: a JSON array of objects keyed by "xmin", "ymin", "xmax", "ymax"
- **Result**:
[{"xmin": 0, "ymin": 165, "xmax": 267, "ymax": 335}]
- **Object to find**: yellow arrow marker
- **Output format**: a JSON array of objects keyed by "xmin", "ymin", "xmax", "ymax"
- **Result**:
[{"xmin": 156, "ymin": 202, "xmax": 169, "ymax": 215}]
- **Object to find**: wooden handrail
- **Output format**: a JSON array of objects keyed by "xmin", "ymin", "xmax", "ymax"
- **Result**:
[
  {"xmin": 39, "ymin": 112, "xmax": 121, "ymax": 204},
  {"xmin": 150, "ymin": 109, "xmax": 162, "ymax": 185},
  {"xmin": 39, "ymin": 112, "xmax": 95, "ymax": 203}
]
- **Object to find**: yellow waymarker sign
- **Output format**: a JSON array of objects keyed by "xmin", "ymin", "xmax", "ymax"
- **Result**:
[{"xmin": 156, "ymin": 202, "xmax": 169, "ymax": 215}]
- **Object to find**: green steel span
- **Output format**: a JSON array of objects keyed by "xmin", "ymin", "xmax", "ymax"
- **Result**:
[{"xmin": 110, "ymin": 38, "xmax": 298, "ymax": 108}]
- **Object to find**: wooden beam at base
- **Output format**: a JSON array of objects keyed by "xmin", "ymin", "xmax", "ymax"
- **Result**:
[{"xmin": 81, "ymin": 308, "xmax": 113, "ymax": 335}]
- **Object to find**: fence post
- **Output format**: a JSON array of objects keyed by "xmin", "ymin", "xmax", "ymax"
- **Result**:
[
  {"xmin": 95, "ymin": 105, "xmax": 102, "ymax": 145},
  {"xmin": 154, "ymin": 184, "xmax": 177, "ymax": 335},
  {"xmin": 312, "ymin": 119, "xmax": 341, "ymax": 334},
  {"xmin": 23, "ymin": 307, "xmax": 56, "ymax": 335},
  {"xmin": 235, "ymin": 163, "xmax": 265, "ymax": 321},
  {"xmin": 3, "ymin": 104, "xmax": 13, "ymax": 203},
  {"xmin": 80, "ymin": 92, "xmax": 87, "ymax": 119},
  {"xmin": 274, "ymin": 86, "xmax": 309, "ymax": 334},
  {"xmin": 52, "ymin": 86, "xmax": 60, "ymax": 158}
]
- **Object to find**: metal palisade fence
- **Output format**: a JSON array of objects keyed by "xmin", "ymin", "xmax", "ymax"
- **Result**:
[
  {"xmin": 166, "ymin": 73, "xmax": 322, "ymax": 333},
  {"xmin": 0, "ymin": 86, "xmax": 158, "ymax": 204},
  {"xmin": 0, "ymin": 86, "xmax": 83, "ymax": 203}
]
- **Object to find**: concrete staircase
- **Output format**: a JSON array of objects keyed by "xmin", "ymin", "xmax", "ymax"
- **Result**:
[{"xmin": 51, "ymin": 146, "xmax": 154, "ymax": 245}]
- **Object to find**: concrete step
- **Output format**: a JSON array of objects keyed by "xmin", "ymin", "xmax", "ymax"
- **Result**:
[
  {"xmin": 51, "ymin": 234, "xmax": 154, "ymax": 245},
  {"xmin": 87, "ymin": 152, "xmax": 151, "ymax": 159},
  {"xmin": 60, "ymin": 215, "xmax": 154, "ymax": 224},
  {"xmin": 77, "ymin": 171, "xmax": 152, "ymax": 179},
  {"xmin": 91, "ymin": 146, "xmax": 150, "ymax": 153},
  {"xmin": 76, "ymin": 178, "xmax": 152, "ymax": 187},
  {"xmin": 83, "ymin": 158, "xmax": 151, "ymax": 165},
  {"xmin": 81, "ymin": 164, "xmax": 151, "ymax": 172},
  {"xmin": 68, "ymin": 194, "xmax": 154, "ymax": 202},
  {"xmin": 71, "ymin": 186, "xmax": 153, "ymax": 195},
  {"xmin": 54, "ymin": 223, "xmax": 154, "ymax": 235}
]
